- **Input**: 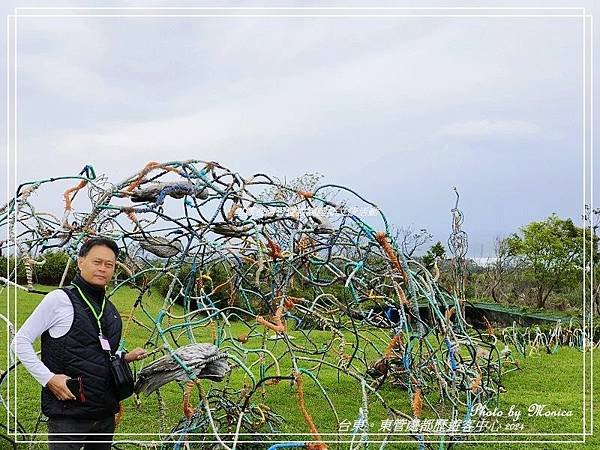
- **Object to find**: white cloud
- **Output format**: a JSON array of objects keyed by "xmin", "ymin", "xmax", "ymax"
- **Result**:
[
  {"xmin": 23, "ymin": 102, "xmax": 313, "ymax": 168},
  {"xmin": 21, "ymin": 22, "xmax": 524, "ymax": 163},
  {"xmin": 19, "ymin": 53, "xmax": 123, "ymax": 104},
  {"xmin": 18, "ymin": 16, "xmax": 119, "ymax": 103},
  {"xmin": 8, "ymin": 11, "xmax": 588, "ymax": 257}
]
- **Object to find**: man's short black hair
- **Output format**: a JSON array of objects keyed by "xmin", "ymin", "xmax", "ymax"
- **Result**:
[{"xmin": 78, "ymin": 237, "xmax": 119, "ymax": 259}]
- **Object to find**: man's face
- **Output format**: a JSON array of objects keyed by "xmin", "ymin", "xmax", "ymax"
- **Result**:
[{"xmin": 77, "ymin": 245, "xmax": 116, "ymax": 288}]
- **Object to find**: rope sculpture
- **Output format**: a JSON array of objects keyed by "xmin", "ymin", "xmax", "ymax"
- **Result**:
[
  {"xmin": 0, "ymin": 160, "xmax": 525, "ymax": 448},
  {"xmin": 500, "ymin": 319, "xmax": 600, "ymax": 357},
  {"xmin": 448, "ymin": 187, "xmax": 468, "ymax": 306}
]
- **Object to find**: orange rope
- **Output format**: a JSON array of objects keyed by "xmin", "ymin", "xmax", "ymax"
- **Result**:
[
  {"xmin": 114, "ymin": 402, "xmax": 124, "ymax": 427},
  {"xmin": 297, "ymin": 190, "xmax": 314, "ymax": 199},
  {"xmin": 211, "ymin": 278, "xmax": 230, "ymax": 296},
  {"xmin": 295, "ymin": 235, "xmax": 314, "ymax": 254},
  {"xmin": 331, "ymin": 346, "xmax": 351, "ymax": 362},
  {"xmin": 63, "ymin": 180, "xmax": 88, "ymax": 211},
  {"xmin": 235, "ymin": 334, "xmax": 249, "ymax": 344},
  {"xmin": 284, "ymin": 296, "xmax": 304, "ymax": 310},
  {"xmin": 241, "ymin": 255, "xmax": 255, "ymax": 264},
  {"xmin": 124, "ymin": 161, "xmax": 179, "ymax": 193},
  {"xmin": 385, "ymin": 334, "xmax": 403, "ymax": 359},
  {"xmin": 257, "ymin": 307, "xmax": 286, "ymax": 333},
  {"xmin": 182, "ymin": 380, "xmax": 196, "ymax": 419},
  {"xmin": 306, "ymin": 444, "xmax": 328, "ymax": 450},
  {"xmin": 294, "ymin": 372, "xmax": 328, "ymax": 450},
  {"xmin": 375, "ymin": 232, "xmax": 408, "ymax": 286},
  {"xmin": 124, "ymin": 208, "xmax": 139, "ymax": 227},
  {"xmin": 470, "ymin": 372, "xmax": 482, "ymax": 393},
  {"xmin": 272, "ymin": 290, "xmax": 283, "ymax": 309},
  {"xmin": 411, "ymin": 388, "xmax": 423, "ymax": 418},
  {"xmin": 396, "ymin": 284, "xmax": 409, "ymax": 306},
  {"xmin": 125, "ymin": 161, "xmax": 160, "ymax": 192},
  {"xmin": 483, "ymin": 316, "xmax": 495, "ymax": 336},
  {"xmin": 226, "ymin": 202, "xmax": 240, "ymax": 220},
  {"xmin": 266, "ymin": 237, "xmax": 283, "ymax": 260}
]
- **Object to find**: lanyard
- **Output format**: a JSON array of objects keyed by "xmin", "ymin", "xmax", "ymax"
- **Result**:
[{"xmin": 71, "ymin": 283, "xmax": 106, "ymax": 336}]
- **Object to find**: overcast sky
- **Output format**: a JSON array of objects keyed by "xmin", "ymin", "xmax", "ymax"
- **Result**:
[{"xmin": 2, "ymin": 1, "xmax": 598, "ymax": 256}]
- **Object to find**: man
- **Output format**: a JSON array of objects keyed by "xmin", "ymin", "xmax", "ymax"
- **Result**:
[{"xmin": 10, "ymin": 237, "xmax": 147, "ymax": 449}]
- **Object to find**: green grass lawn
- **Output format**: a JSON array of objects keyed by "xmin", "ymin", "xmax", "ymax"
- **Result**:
[{"xmin": 1, "ymin": 285, "xmax": 598, "ymax": 449}]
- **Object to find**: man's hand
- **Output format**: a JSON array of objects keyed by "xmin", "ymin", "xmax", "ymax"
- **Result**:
[
  {"xmin": 47, "ymin": 374, "xmax": 76, "ymax": 401},
  {"xmin": 124, "ymin": 347, "xmax": 148, "ymax": 363}
]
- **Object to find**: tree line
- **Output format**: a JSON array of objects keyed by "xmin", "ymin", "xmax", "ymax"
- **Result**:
[
  {"xmin": 424, "ymin": 212, "xmax": 599, "ymax": 315},
  {"xmin": 2, "ymin": 212, "xmax": 598, "ymax": 316}
]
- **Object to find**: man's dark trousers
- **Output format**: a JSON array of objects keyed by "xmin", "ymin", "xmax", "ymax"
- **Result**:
[{"xmin": 47, "ymin": 416, "xmax": 115, "ymax": 450}]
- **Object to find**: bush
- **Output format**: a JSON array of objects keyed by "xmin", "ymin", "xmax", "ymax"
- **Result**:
[
  {"xmin": 0, "ymin": 256, "xmax": 27, "ymax": 284},
  {"xmin": 34, "ymin": 251, "xmax": 76, "ymax": 285}
]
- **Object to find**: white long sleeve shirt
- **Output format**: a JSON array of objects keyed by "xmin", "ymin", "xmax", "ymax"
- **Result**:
[{"xmin": 10, "ymin": 289, "xmax": 75, "ymax": 387}]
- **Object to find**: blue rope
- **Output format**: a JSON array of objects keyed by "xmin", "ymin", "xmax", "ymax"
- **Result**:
[
  {"xmin": 267, "ymin": 443, "xmax": 307, "ymax": 450},
  {"xmin": 445, "ymin": 337, "xmax": 457, "ymax": 370}
]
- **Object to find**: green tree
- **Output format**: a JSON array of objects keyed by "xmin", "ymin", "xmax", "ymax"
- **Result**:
[
  {"xmin": 422, "ymin": 241, "xmax": 446, "ymax": 270},
  {"xmin": 0, "ymin": 256, "xmax": 27, "ymax": 284},
  {"xmin": 584, "ymin": 205, "xmax": 600, "ymax": 315},
  {"xmin": 505, "ymin": 214, "xmax": 598, "ymax": 309}
]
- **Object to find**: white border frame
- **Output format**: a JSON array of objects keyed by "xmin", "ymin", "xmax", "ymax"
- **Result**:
[{"xmin": 4, "ymin": 5, "xmax": 594, "ymax": 446}]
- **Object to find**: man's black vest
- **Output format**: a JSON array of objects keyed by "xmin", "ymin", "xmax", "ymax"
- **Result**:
[{"xmin": 41, "ymin": 286, "xmax": 122, "ymax": 419}]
